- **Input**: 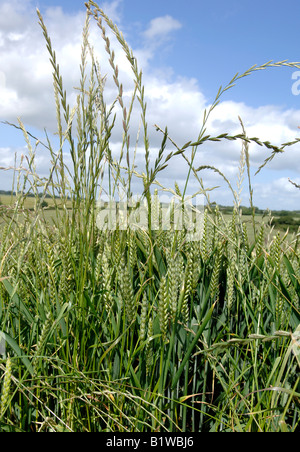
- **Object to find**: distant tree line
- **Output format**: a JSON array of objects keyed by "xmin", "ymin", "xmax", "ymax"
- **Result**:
[
  {"xmin": 0, "ymin": 190, "xmax": 70, "ymax": 200},
  {"xmin": 211, "ymin": 203, "xmax": 300, "ymax": 217},
  {"xmin": 270, "ymin": 215, "xmax": 300, "ymax": 233}
]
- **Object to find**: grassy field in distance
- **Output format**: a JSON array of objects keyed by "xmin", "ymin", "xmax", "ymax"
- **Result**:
[{"xmin": 1, "ymin": 192, "xmax": 299, "ymax": 242}]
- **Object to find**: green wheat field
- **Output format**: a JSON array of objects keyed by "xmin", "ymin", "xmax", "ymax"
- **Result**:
[{"xmin": 0, "ymin": 1, "xmax": 299, "ymax": 432}]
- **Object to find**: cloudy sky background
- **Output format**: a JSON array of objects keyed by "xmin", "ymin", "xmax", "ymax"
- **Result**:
[{"xmin": 1, "ymin": 0, "xmax": 300, "ymax": 210}]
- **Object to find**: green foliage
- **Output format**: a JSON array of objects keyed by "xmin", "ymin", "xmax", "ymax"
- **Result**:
[
  {"xmin": 0, "ymin": 1, "xmax": 299, "ymax": 432},
  {"xmin": 271, "ymin": 216, "xmax": 300, "ymax": 233}
]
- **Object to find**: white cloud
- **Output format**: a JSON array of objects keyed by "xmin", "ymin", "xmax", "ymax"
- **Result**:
[
  {"xmin": 0, "ymin": 0, "xmax": 32, "ymax": 32},
  {"xmin": 144, "ymin": 75, "xmax": 206, "ymax": 145},
  {"xmin": 0, "ymin": 1, "xmax": 135, "ymax": 130},
  {"xmin": 253, "ymin": 177, "xmax": 300, "ymax": 210},
  {"xmin": 205, "ymin": 101, "xmax": 300, "ymax": 173},
  {"xmin": 101, "ymin": 0, "xmax": 123, "ymax": 24},
  {"xmin": 0, "ymin": 146, "xmax": 18, "ymax": 167},
  {"xmin": 143, "ymin": 15, "xmax": 182, "ymax": 41}
]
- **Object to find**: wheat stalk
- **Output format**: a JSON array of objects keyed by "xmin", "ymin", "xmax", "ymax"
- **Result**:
[{"xmin": 0, "ymin": 356, "xmax": 12, "ymax": 419}]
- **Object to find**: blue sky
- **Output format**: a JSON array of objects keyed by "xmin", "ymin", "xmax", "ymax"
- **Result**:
[
  {"xmin": 37, "ymin": 0, "xmax": 300, "ymax": 108},
  {"xmin": 1, "ymin": 0, "xmax": 300, "ymax": 210}
]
